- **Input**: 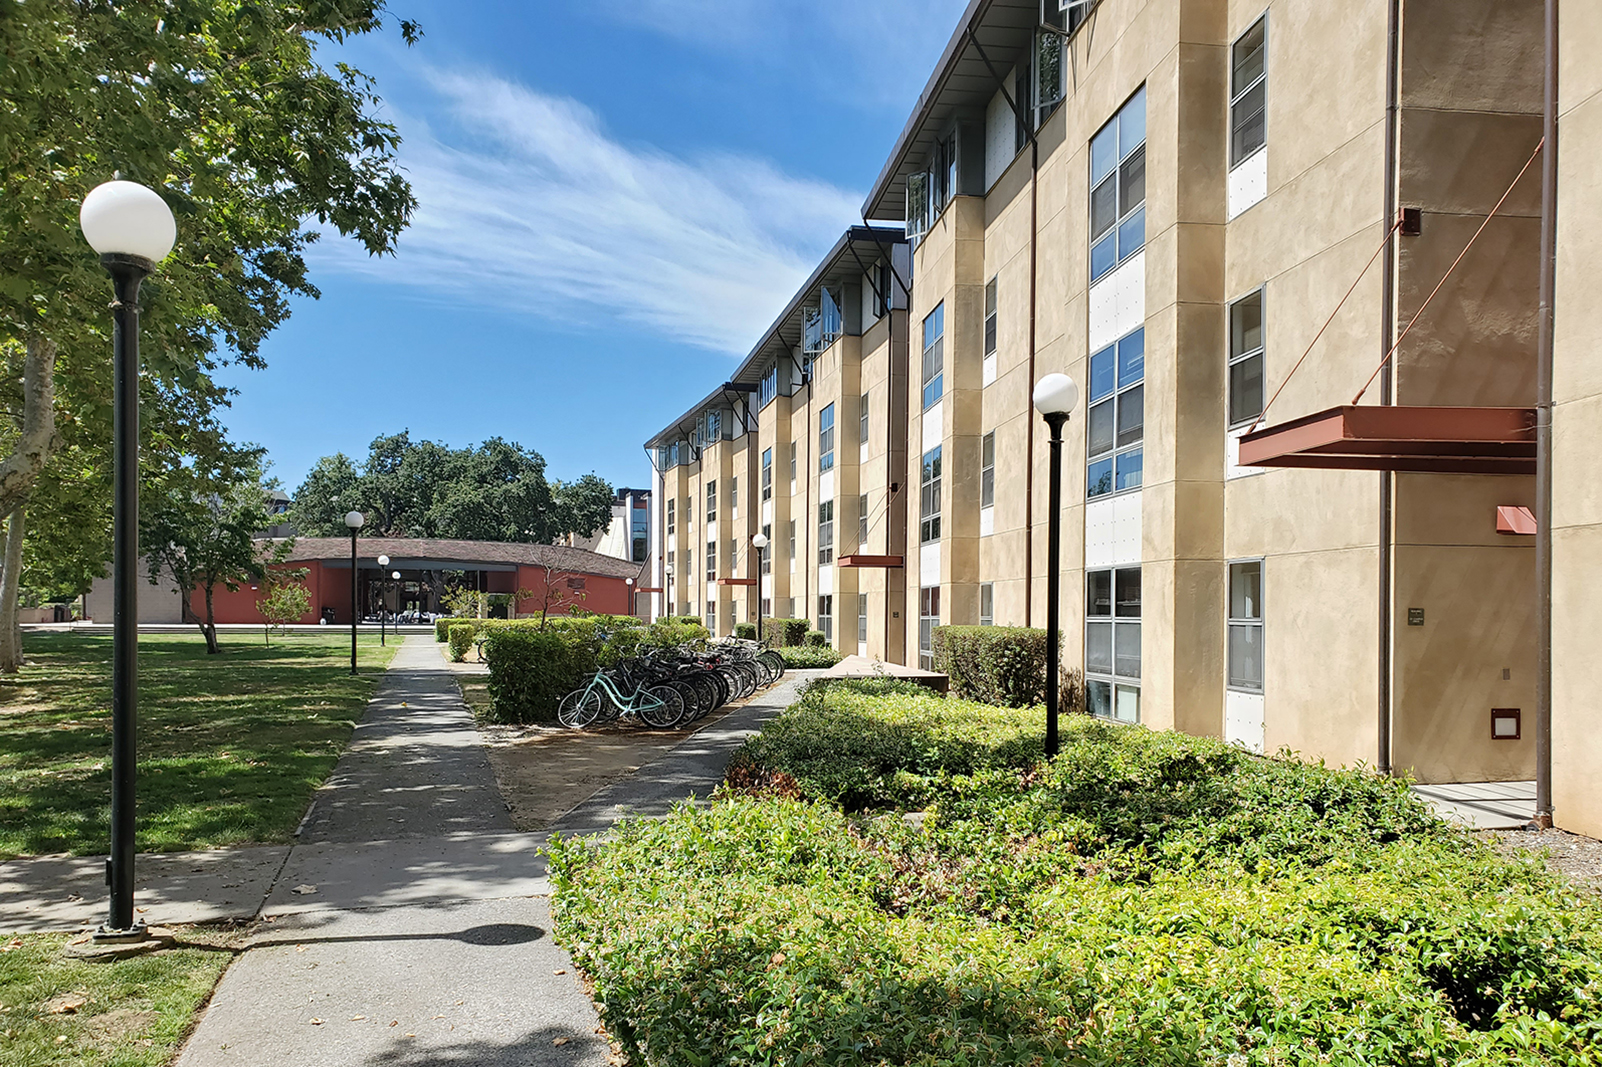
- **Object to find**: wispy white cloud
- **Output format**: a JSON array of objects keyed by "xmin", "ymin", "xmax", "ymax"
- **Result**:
[
  {"xmin": 315, "ymin": 69, "xmax": 861, "ymax": 354},
  {"xmin": 600, "ymin": 0, "xmax": 970, "ymax": 108}
]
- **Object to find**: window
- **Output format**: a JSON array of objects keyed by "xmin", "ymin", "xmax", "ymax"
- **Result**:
[
  {"xmin": 789, "ymin": 442, "xmax": 797, "ymax": 487},
  {"xmin": 761, "ymin": 524, "xmax": 772, "ymax": 574},
  {"xmin": 761, "ymin": 597, "xmax": 771, "ymax": 617},
  {"xmin": 919, "ymin": 586, "xmax": 941, "ymax": 670},
  {"xmin": 761, "ymin": 448, "xmax": 773, "ymax": 501},
  {"xmin": 786, "ymin": 597, "xmax": 796, "ymax": 619},
  {"xmin": 1089, "ymin": 87, "xmax": 1147, "ymax": 283},
  {"xmin": 788, "ymin": 520, "xmax": 797, "ymax": 572},
  {"xmin": 1228, "ymin": 560, "xmax": 1264, "ymax": 691},
  {"xmin": 859, "ymin": 392, "xmax": 870, "ymax": 445},
  {"xmin": 906, "ymin": 171, "xmax": 931, "ymax": 243},
  {"xmin": 1231, "ymin": 17, "xmax": 1267, "ymax": 167},
  {"xmin": 703, "ymin": 408, "xmax": 722, "ymax": 444},
  {"xmin": 706, "ymin": 540, "xmax": 716, "ymax": 581},
  {"xmin": 1035, "ymin": 7, "xmax": 1065, "ymax": 129},
  {"xmin": 1085, "ymin": 567, "xmax": 1141, "ymax": 723},
  {"xmin": 984, "ymin": 277, "xmax": 998, "ymax": 358},
  {"xmin": 817, "ymin": 595, "xmax": 834, "ymax": 644},
  {"xmin": 566, "ymin": 578, "xmax": 586, "ymax": 591},
  {"xmin": 817, "ymin": 499, "xmax": 834, "ymax": 565},
  {"xmin": 929, "ymin": 133, "xmax": 958, "ymax": 214},
  {"xmin": 685, "ymin": 496, "xmax": 693, "ymax": 532},
  {"xmin": 1087, "ymin": 328, "xmax": 1144, "ymax": 497},
  {"xmin": 1015, "ymin": 66, "xmax": 1032, "ymax": 152},
  {"xmin": 858, "ymin": 493, "xmax": 870, "ymax": 549},
  {"xmin": 1229, "ymin": 290, "xmax": 1265, "ymax": 428},
  {"xmin": 730, "ymin": 477, "xmax": 738, "ymax": 516},
  {"xmin": 980, "ymin": 582, "xmax": 994, "ymax": 626},
  {"xmin": 920, "ymin": 446, "xmax": 943, "ymax": 544},
  {"xmin": 922, "ymin": 303, "xmax": 945, "ymax": 410},
  {"xmin": 706, "ymin": 480, "xmax": 717, "ymax": 523},
  {"xmin": 760, "ymin": 365, "xmax": 778, "ymax": 408},
  {"xmin": 858, "ymin": 593, "xmax": 869, "ymax": 644},
  {"xmin": 729, "ymin": 538, "xmax": 739, "ymax": 580},
  {"xmin": 980, "ymin": 432, "xmax": 996, "ymax": 510},
  {"xmin": 706, "ymin": 601, "xmax": 716, "ymax": 634},
  {"xmin": 666, "ymin": 499, "xmax": 675, "ymax": 537},
  {"xmin": 819, "ymin": 403, "xmax": 835, "ymax": 472}
]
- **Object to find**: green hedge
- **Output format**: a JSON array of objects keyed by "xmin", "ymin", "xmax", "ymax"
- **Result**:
[
  {"xmin": 447, "ymin": 623, "xmax": 474, "ymax": 663},
  {"xmin": 478, "ymin": 616, "xmax": 708, "ymax": 723},
  {"xmin": 733, "ymin": 622, "xmax": 757, "ymax": 640},
  {"xmin": 434, "ymin": 614, "xmax": 645, "ymax": 644},
  {"xmin": 778, "ymin": 645, "xmax": 842, "ymax": 669},
  {"xmin": 547, "ymin": 689, "xmax": 1602, "ymax": 1065},
  {"xmin": 930, "ymin": 625, "xmax": 1052, "ymax": 708},
  {"xmin": 762, "ymin": 617, "xmax": 809, "ymax": 647}
]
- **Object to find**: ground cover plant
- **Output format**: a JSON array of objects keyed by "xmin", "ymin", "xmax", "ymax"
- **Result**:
[
  {"xmin": 0, "ymin": 928, "xmax": 244, "ymax": 1066},
  {"xmin": 548, "ymin": 683, "xmax": 1602, "ymax": 1066},
  {"xmin": 0, "ymin": 632, "xmax": 396, "ymax": 858},
  {"xmin": 776, "ymin": 645, "xmax": 843, "ymax": 669}
]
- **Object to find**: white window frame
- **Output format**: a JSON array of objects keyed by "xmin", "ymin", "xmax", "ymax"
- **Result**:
[
  {"xmin": 858, "ymin": 493, "xmax": 870, "ymax": 550},
  {"xmin": 1228, "ymin": 559, "xmax": 1264, "ymax": 692},
  {"xmin": 761, "ymin": 447, "xmax": 773, "ymax": 501},
  {"xmin": 706, "ymin": 539, "xmax": 716, "ymax": 582},
  {"xmin": 1085, "ymin": 566, "xmax": 1141, "ymax": 723},
  {"xmin": 1086, "ymin": 327, "xmax": 1145, "ymax": 499},
  {"xmin": 817, "ymin": 594, "xmax": 834, "ymax": 644},
  {"xmin": 922, "ymin": 303, "xmax": 945, "ymax": 410},
  {"xmin": 920, "ymin": 445, "xmax": 943, "ymax": 545},
  {"xmin": 859, "ymin": 391, "xmax": 870, "ymax": 445},
  {"xmin": 858, "ymin": 593, "xmax": 869, "ymax": 644},
  {"xmin": 984, "ymin": 276, "xmax": 998, "ymax": 358},
  {"xmin": 980, "ymin": 431, "xmax": 996, "ymax": 510},
  {"xmin": 919, "ymin": 586, "xmax": 941, "ymax": 670},
  {"xmin": 819, "ymin": 403, "xmax": 835, "ymax": 473},
  {"xmin": 1229, "ymin": 289, "xmax": 1266, "ymax": 429},
  {"xmin": 979, "ymin": 582, "xmax": 994, "ymax": 626},
  {"xmin": 1230, "ymin": 16, "xmax": 1268, "ymax": 169},
  {"xmin": 1089, "ymin": 86, "xmax": 1147, "ymax": 284},
  {"xmin": 817, "ymin": 499, "xmax": 834, "ymax": 565},
  {"xmin": 706, "ymin": 480, "xmax": 718, "ymax": 523}
]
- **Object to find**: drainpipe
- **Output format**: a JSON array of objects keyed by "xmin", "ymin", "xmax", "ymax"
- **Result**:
[
  {"xmin": 1377, "ymin": 0, "xmax": 1400, "ymax": 776},
  {"xmin": 1026, "ymin": 137, "xmax": 1039, "ymax": 628},
  {"xmin": 1534, "ymin": 0, "xmax": 1557, "ymax": 828}
]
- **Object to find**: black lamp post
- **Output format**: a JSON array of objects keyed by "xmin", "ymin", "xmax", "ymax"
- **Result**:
[
  {"xmin": 1033, "ymin": 373, "xmax": 1081, "ymax": 759},
  {"xmin": 751, "ymin": 533, "xmax": 770, "ymax": 644},
  {"xmin": 377, "ymin": 554, "xmax": 390, "ymax": 645},
  {"xmin": 344, "ymin": 511, "xmax": 364, "ymax": 673},
  {"xmin": 79, "ymin": 179, "xmax": 177, "ymax": 942}
]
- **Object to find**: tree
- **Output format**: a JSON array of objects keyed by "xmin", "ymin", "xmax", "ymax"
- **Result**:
[
  {"xmin": 143, "ymin": 452, "xmax": 289, "ymax": 654},
  {"xmin": 0, "ymin": 1, "xmax": 418, "ymax": 664},
  {"xmin": 288, "ymin": 433, "xmax": 616, "ymax": 545},
  {"xmin": 257, "ymin": 574, "xmax": 312, "ymax": 645}
]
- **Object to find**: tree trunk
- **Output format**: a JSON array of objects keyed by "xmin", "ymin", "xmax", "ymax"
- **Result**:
[
  {"xmin": 0, "ymin": 505, "xmax": 25, "ymax": 673},
  {"xmin": 202, "ymin": 582, "xmax": 220, "ymax": 654},
  {"xmin": 0, "ymin": 336, "xmax": 60, "ymax": 518}
]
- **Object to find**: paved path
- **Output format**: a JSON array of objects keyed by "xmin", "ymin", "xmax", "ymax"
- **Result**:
[
  {"xmin": 1413, "ymin": 779, "xmax": 1536, "ymax": 830},
  {"xmin": 174, "ymin": 637, "xmax": 608, "ymax": 1067}
]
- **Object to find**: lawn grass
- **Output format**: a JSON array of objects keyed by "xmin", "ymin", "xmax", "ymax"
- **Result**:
[
  {"xmin": 0, "ymin": 927, "xmax": 244, "ymax": 1066},
  {"xmin": 0, "ymin": 631, "xmax": 397, "ymax": 859}
]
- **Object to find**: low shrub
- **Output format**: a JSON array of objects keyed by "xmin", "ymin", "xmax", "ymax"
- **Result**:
[
  {"xmin": 778, "ymin": 645, "xmax": 842, "ymax": 669},
  {"xmin": 549, "ymin": 691, "xmax": 1602, "ymax": 1065},
  {"xmin": 446, "ymin": 623, "xmax": 474, "ymax": 663},
  {"xmin": 481, "ymin": 627, "xmax": 596, "ymax": 723},
  {"xmin": 733, "ymin": 622, "xmax": 757, "ymax": 640},
  {"xmin": 930, "ymin": 624, "xmax": 1051, "ymax": 707},
  {"xmin": 762, "ymin": 617, "xmax": 810, "ymax": 647},
  {"xmin": 803, "ymin": 629, "xmax": 827, "ymax": 647}
]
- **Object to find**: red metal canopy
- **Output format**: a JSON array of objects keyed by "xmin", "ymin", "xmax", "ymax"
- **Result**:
[
  {"xmin": 713, "ymin": 577, "xmax": 759, "ymax": 587},
  {"xmin": 837, "ymin": 555, "xmax": 905, "ymax": 568},
  {"xmin": 1237, "ymin": 406, "xmax": 1536, "ymax": 475}
]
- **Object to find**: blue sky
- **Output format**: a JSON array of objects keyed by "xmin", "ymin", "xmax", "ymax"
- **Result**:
[{"xmin": 216, "ymin": 0, "xmax": 968, "ymax": 496}]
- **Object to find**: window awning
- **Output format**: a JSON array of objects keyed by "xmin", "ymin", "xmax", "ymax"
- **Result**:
[
  {"xmin": 714, "ymin": 578, "xmax": 758, "ymax": 587},
  {"xmin": 1237, "ymin": 406, "xmax": 1536, "ymax": 475},
  {"xmin": 837, "ymin": 555, "xmax": 905, "ymax": 568}
]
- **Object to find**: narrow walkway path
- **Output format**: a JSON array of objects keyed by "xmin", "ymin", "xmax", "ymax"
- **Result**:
[{"xmin": 176, "ymin": 637, "xmax": 607, "ymax": 1067}]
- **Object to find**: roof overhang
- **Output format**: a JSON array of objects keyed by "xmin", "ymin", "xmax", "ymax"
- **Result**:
[
  {"xmin": 1237, "ymin": 406, "xmax": 1537, "ymax": 475},
  {"xmin": 863, "ymin": 0, "xmax": 1044, "ymax": 220}
]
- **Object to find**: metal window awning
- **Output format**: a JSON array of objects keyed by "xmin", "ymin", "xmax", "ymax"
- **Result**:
[
  {"xmin": 714, "ymin": 577, "xmax": 759, "ymax": 587},
  {"xmin": 837, "ymin": 555, "xmax": 905, "ymax": 568},
  {"xmin": 1238, "ymin": 406, "xmax": 1536, "ymax": 475}
]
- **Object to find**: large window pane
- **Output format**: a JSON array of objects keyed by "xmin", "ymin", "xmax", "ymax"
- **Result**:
[
  {"xmin": 1229, "ymin": 354, "xmax": 1265, "ymax": 426},
  {"xmin": 1115, "ymin": 568, "xmax": 1141, "ymax": 617},
  {"xmin": 1117, "ymin": 205, "xmax": 1146, "ymax": 260},
  {"xmin": 1087, "ymin": 571, "xmax": 1112, "ymax": 616},
  {"xmin": 1229, "ymin": 560, "xmax": 1262, "ymax": 619},
  {"xmin": 1090, "ymin": 175, "xmax": 1118, "ymax": 241},
  {"xmin": 1089, "ymin": 345, "xmax": 1116, "ymax": 401},
  {"xmin": 1088, "ymin": 398, "xmax": 1116, "ymax": 457},
  {"xmin": 1090, "ymin": 124, "xmax": 1117, "ymax": 185},
  {"xmin": 1231, "ymin": 292, "xmax": 1263, "ymax": 355},
  {"xmin": 1232, "ymin": 81, "xmax": 1267, "ymax": 163},
  {"xmin": 1233, "ymin": 21, "xmax": 1266, "ymax": 88},
  {"xmin": 1119, "ymin": 144, "xmax": 1146, "ymax": 211},
  {"xmin": 1090, "ymin": 234, "xmax": 1117, "ymax": 282},
  {"xmin": 1086, "ymin": 679, "xmax": 1112, "ymax": 719},
  {"xmin": 1115, "ymin": 450, "xmax": 1143, "ymax": 492},
  {"xmin": 1087, "ymin": 457, "xmax": 1114, "ymax": 498},
  {"xmin": 1086, "ymin": 620, "xmax": 1114, "ymax": 674},
  {"xmin": 1114, "ymin": 684, "xmax": 1141, "ymax": 723},
  {"xmin": 1118, "ymin": 329, "xmax": 1145, "ymax": 387},
  {"xmin": 1116, "ymin": 385, "xmax": 1144, "ymax": 448},
  {"xmin": 1229, "ymin": 623, "xmax": 1263, "ymax": 690},
  {"xmin": 1115, "ymin": 622, "xmax": 1141, "ymax": 678},
  {"xmin": 1118, "ymin": 87, "xmax": 1146, "ymax": 159}
]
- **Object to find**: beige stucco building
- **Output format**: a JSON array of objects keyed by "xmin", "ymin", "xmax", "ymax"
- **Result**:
[{"xmin": 649, "ymin": 0, "xmax": 1594, "ymax": 820}]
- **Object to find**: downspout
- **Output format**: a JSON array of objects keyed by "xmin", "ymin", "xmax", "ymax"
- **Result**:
[
  {"xmin": 1377, "ymin": 0, "xmax": 1401, "ymax": 776},
  {"xmin": 1534, "ymin": 0, "xmax": 1557, "ymax": 828}
]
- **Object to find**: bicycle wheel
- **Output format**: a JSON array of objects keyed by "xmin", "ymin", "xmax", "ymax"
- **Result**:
[
  {"xmin": 758, "ymin": 649, "xmax": 785, "ymax": 683},
  {"xmin": 732, "ymin": 662, "xmax": 759, "ymax": 699},
  {"xmin": 558, "ymin": 686, "xmax": 603, "ymax": 729},
  {"xmin": 637, "ymin": 685, "xmax": 683, "ymax": 729},
  {"xmin": 685, "ymin": 673, "xmax": 718, "ymax": 719},
  {"xmin": 667, "ymin": 681, "xmax": 698, "ymax": 727}
]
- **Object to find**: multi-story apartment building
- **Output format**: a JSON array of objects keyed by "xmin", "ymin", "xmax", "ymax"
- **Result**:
[{"xmin": 648, "ymin": 0, "xmax": 1597, "ymax": 817}]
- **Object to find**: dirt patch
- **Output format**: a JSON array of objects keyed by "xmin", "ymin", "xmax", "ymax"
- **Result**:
[
  {"xmin": 1476, "ymin": 827, "xmax": 1602, "ymax": 895},
  {"xmin": 479, "ymin": 718, "xmax": 728, "ymax": 830}
]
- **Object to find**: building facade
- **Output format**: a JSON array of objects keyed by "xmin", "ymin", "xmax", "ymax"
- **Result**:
[{"xmin": 647, "ymin": 0, "xmax": 1590, "ymax": 805}]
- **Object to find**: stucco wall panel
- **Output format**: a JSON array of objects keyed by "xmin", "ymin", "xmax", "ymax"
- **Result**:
[{"xmin": 1552, "ymin": 525, "xmax": 1602, "ymax": 838}]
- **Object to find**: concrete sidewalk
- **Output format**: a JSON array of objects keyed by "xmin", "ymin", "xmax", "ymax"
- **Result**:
[{"xmin": 167, "ymin": 636, "xmax": 609, "ymax": 1067}]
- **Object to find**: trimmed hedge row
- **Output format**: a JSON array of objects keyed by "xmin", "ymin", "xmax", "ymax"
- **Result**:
[
  {"xmin": 479, "ymin": 616, "xmax": 709, "ymax": 723},
  {"xmin": 930, "ymin": 625, "xmax": 1052, "ymax": 708},
  {"xmin": 777, "ymin": 645, "xmax": 843, "ymax": 669},
  {"xmin": 434, "ymin": 613, "xmax": 646, "ymax": 644},
  {"xmin": 761, "ymin": 617, "xmax": 810, "ymax": 647},
  {"xmin": 548, "ymin": 686, "xmax": 1602, "ymax": 1065}
]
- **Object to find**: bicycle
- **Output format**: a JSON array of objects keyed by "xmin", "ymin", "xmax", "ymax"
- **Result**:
[{"xmin": 557, "ymin": 665, "xmax": 683, "ymax": 729}]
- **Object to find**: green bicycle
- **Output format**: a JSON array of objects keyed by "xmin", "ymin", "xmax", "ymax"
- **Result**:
[{"xmin": 557, "ymin": 666, "xmax": 683, "ymax": 729}]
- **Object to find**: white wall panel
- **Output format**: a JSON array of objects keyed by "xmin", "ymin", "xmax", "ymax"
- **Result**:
[
  {"xmin": 818, "ymin": 564, "xmax": 833, "ymax": 596},
  {"xmin": 820, "ymin": 469, "xmax": 834, "ymax": 502},
  {"xmin": 980, "ymin": 505, "xmax": 995, "ymax": 537},
  {"xmin": 922, "ymin": 399, "xmax": 944, "ymax": 454},
  {"xmin": 1084, "ymin": 492, "xmax": 1142, "ymax": 568},
  {"xmin": 1088, "ymin": 251, "xmax": 1146, "ymax": 352},
  {"xmin": 920, "ymin": 542, "xmax": 942, "ymax": 585},
  {"xmin": 1228, "ymin": 149, "xmax": 1268, "ymax": 220},
  {"xmin": 1225, "ymin": 690, "xmax": 1266, "ymax": 753}
]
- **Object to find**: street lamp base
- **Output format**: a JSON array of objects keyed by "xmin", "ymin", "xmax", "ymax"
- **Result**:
[
  {"xmin": 70, "ymin": 924, "xmax": 174, "ymax": 960},
  {"xmin": 91, "ymin": 922, "xmax": 150, "ymax": 943}
]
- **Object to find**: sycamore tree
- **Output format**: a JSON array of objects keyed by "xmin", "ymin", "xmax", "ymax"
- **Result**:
[
  {"xmin": 143, "ymin": 451, "xmax": 292, "ymax": 654},
  {"xmin": 257, "ymin": 570, "xmax": 312, "ymax": 644},
  {"xmin": 0, "ymin": 0, "xmax": 418, "ymax": 669},
  {"xmin": 289, "ymin": 432, "xmax": 616, "ymax": 544}
]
